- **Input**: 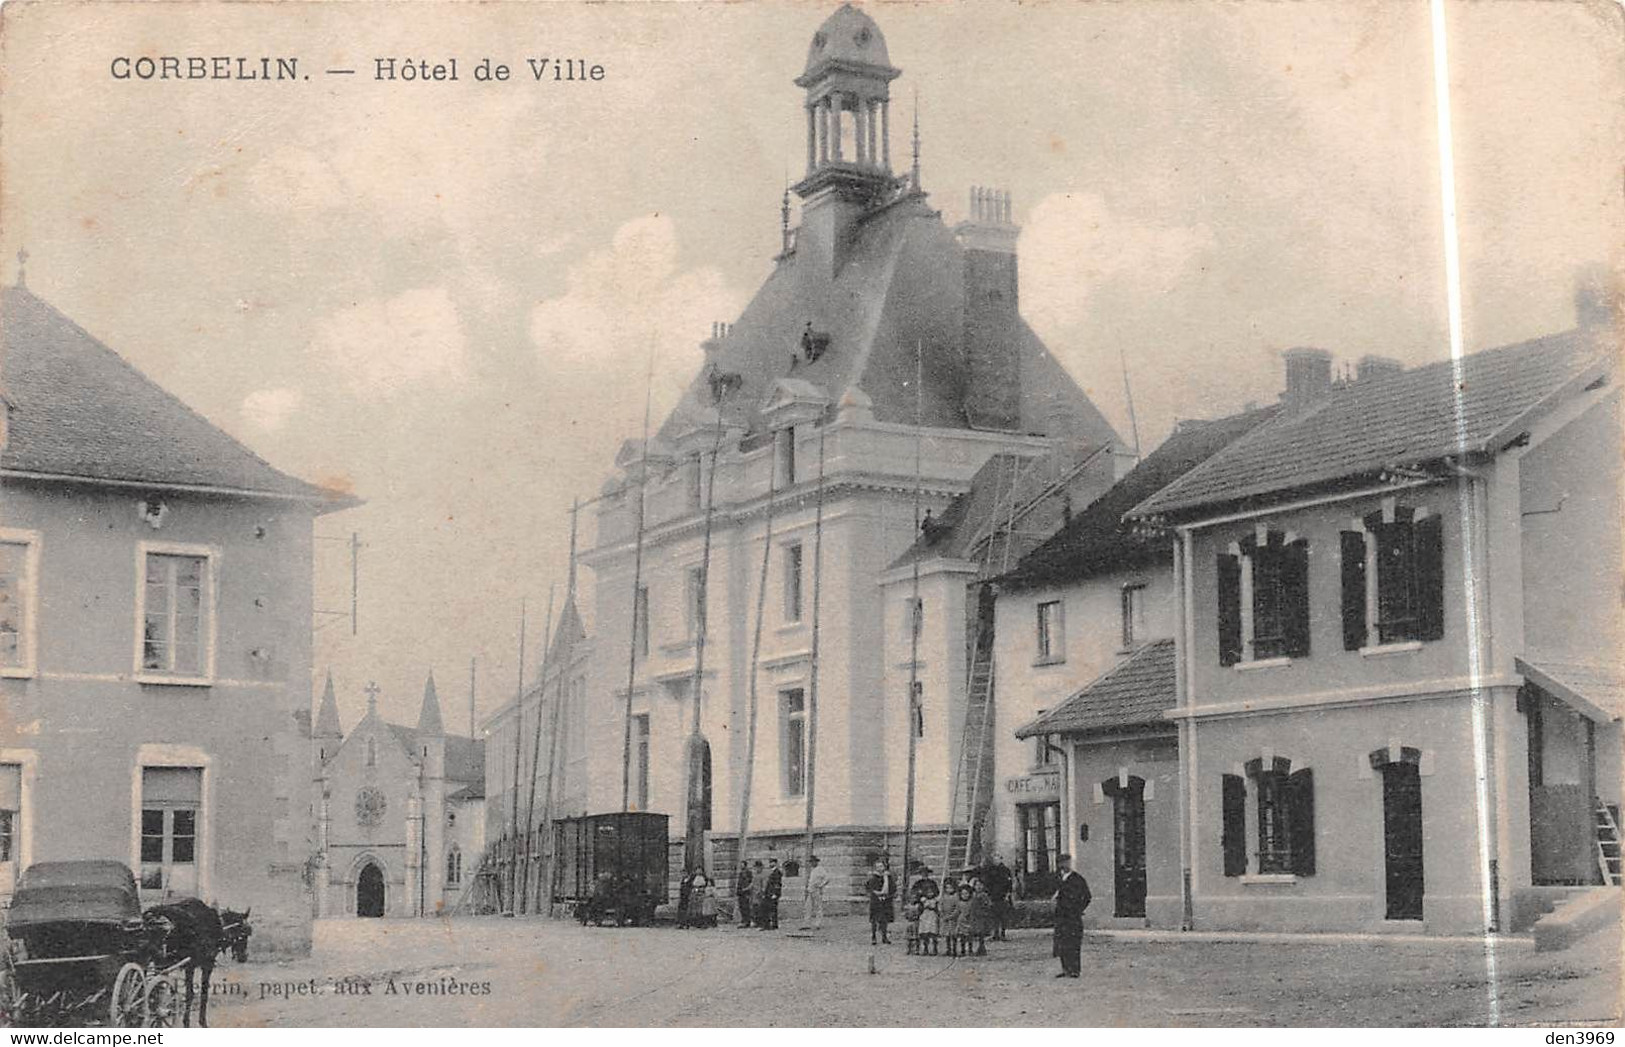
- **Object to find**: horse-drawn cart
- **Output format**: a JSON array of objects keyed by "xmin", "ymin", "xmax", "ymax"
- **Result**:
[{"xmin": 0, "ymin": 861, "xmax": 183, "ymax": 1027}]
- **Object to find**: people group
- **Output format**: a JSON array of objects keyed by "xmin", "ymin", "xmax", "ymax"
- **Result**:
[{"xmin": 670, "ymin": 848, "xmax": 1092, "ymax": 982}]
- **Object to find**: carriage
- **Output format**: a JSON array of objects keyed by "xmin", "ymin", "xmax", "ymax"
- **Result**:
[{"xmin": 0, "ymin": 861, "xmax": 185, "ymax": 1027}]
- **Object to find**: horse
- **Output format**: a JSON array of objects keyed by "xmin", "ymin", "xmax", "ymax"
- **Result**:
[{"xmin": 143, "ymin": 899, "xmax": 223, "ymax": 1028}]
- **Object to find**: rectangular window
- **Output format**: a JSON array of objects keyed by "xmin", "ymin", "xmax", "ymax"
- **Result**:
[
  {"xmin": 1243, "ymin": 762, "xmax": 1316, "ymax": 877},
  {"xmin": 1035, "ymin": 733, "xmax": 1054, "ymax": 767},
  {"xmin": 1018, "ymin": 802, "xmax": 1060, "ymax": 877},
  {"xmin": 0, "ymin": 535, "xmax": 39, "ymax": 676},
  {"xmin": 1218, "ymin": 533, "xmax": 1309, "ymax": 665},
  {"xmin": 1035, "ymin": 600, "xmax": 1064, "ymax": 663},
  {"xmin": 783, "ymin": 544, "xmax": 804, "ymax": 623},
  {"xmin": 783, "ymin": 688, "xmax": 806, "ymax": 796},
  {"xmin": 140, "ymin": 766, "xmax": 202, "ymax": 898},
  {"xmin": 1121, "ymin": 584, "xmax": 1146, "ymax": 649},
  {"xmin": 1255, "ymin": 770, "xmax": 1292, "ymax": 874},
  {"xmin": 0, "ymin": 766, "xmax": 17, "ymax": 872},
  {"xmin": 633, "ymin": 715, "xmax": 650, "ymax": 811},
  {"xmin": 138, "ymin": 548, "xmax": 213, "ymax": 681},
  {"xmin": 633, "ymin": 585, "xmax": 650, "ymax": 659},
  {"xmin": 684, "ymin": 566, "xmax": 706, "ymax": 641},
  {"xmin": 0, "ymin": 810, "xmax": 12, "ymax": 864},
  {"xmin": 775, "ymin": 427, "xmax": 797, "ymax": 488}
]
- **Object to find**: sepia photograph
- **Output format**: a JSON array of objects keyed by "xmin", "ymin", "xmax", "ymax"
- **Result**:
[{"xmin": 0, "ymin": 0, "xmax": 1620, "ymax": 1029}]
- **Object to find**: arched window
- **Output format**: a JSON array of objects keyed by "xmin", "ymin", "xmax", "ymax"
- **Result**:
[
  {"xmin": 366, "ymin": 738, "xmax": 376, "ymax": 767},
  {"xmin": 1220, "ymin": 757, "xmax": 1316, "ymax": 877},
  {"xmin": 446, "ymin": 845, "xmax": 463, "ymax": 886}
]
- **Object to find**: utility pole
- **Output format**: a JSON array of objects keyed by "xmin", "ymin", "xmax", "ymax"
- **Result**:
[{"xmin": 350, "ymin": 531, "xmax": 361, "ymax": 636}]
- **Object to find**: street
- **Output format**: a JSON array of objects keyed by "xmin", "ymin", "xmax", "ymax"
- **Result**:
[{"xmin": 203, "ymin": 915, "xmax": 1621, "ymax": 1027}]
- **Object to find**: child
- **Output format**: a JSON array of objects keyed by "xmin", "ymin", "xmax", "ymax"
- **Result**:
[
  {"xmin": 966, "ymin": 880, "xmax": 994, "ymax": 957},
  {"xmin": 902, "ymin": 893, "xmax": 923, "ymax": 955},
  {"xmin": 918, "ymin": 879, "xmax": 941, "ymax": 955},
  {"xmin": 938, "ymin": 877, "xmax": 962, "ymax": 958},
  {"xmin": 954, "ymin": 883, "xmax": 976, "ymax": 957}
]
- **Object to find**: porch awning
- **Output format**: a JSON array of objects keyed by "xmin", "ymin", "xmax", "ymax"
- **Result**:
[
  {"xmin": 1516, "ymin": 657, "xmax": 1624, "ymax": 724},
  {"xmin": 1015, "ymin": 639, "xmax": 1177, "ymax": 738}
]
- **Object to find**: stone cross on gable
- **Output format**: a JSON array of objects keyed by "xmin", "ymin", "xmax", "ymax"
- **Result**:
[{"xmin": 364, "ymin": 681, "xmax": 381, "ymax": 716}]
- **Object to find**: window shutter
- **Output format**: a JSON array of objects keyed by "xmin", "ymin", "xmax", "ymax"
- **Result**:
[
  {"xmin": 1221, "ymin": 773, "xmax": 1246, "ymax": 876},
  {"xmin": 1283, "ymin": 540, "xmax": 1312, "ymax": 659},
  {"xmin": 1217, "ymin": 554, "xmax": 1242, "ymax": 667},
  {"xmin": 1288, "ymin": 768, "xmax": 1316, "ymax": 876},
  {"xmin": 1340, "ymin": 531, "xmax": 1367, "ymax": 651},
  {"xmin": 1415, "ymin": 515, "xmax": 1445, "ymax": 641}
]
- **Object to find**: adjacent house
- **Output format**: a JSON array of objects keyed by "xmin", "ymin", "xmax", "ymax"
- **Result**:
[{"xmin": 0, "ymin": 282, "xmax": 353, "ymax": 952}]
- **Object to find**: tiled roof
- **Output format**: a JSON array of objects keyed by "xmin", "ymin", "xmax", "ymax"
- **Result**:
[
  {"xmin": 657, "ymin": 196, "xmax": 1119, "ymax": 448},
  {"xmin": 1133, "ymin": 328, "xmax": 1612, "ymax": 519},
  {"xmin": 1015, "ymin": 639, "xmax": 1177, "ymax": 738},
  {"xmin": 999, "ymin": 406, "xmax": 1278, "ymax": 591},
  {"xmin": 0, "ymin": 286, "xmax": 352, "ymax": 508}
]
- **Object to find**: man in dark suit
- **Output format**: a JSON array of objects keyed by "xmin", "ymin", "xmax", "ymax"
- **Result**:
[
  {"xmin": 983, "ymin": 853, "xmax": 1014, "ymax": 941},
  {"xmin": 735, "ymin": 861, "xmax": 754, "ymax": 928},
  {"xmin": 1052, "ymin": 853, "xmax": 1090, "ymax": 978},
  {"xmin": 760, "ymin": 858, "xmax": 784, "ymax": 930},
  {"xmin": 865, "ymin": 860, "xmax": 895, "ymax": 945}
]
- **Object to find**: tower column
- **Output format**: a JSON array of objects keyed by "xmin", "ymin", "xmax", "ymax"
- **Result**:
[
  {"xmin": 831, "ymin": 97, "xmax": 843, "ymax": 162},
  {"xmin": 806, "ymin": 103, "xmax": 817, "ymax": 172},
  {"xmin": 853, "ymin": 93, "xmax": 867, "ymax": 164},
  {"xmin": 817, "ymin": 98, "xmax": 829, "ymax": 165},
  {"xmin": 868, "ymin": 99, "xmax": 880, "ymax": 168},
  {"xmin": 881, "ymin": 99, "xmax": 891, "ymax": 170}
]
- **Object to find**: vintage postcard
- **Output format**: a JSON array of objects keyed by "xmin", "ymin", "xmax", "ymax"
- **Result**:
[{"xmin": 0, "ymin": 0, "xmax": 1619, "ymax": 1030}]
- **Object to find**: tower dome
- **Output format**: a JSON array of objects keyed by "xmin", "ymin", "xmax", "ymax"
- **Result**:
[{"xmin": 802, "ymin": 4, "xmax": 893, "ymax": 79}]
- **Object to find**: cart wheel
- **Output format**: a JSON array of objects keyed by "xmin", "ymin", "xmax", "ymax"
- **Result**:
[
  {"xmin": 142, "ymin": 977, "xmax": 176, "ymax": 1028},
  {"xmin": 109, "ymin": 964, "xmax": 146, "ymax": 1027}
]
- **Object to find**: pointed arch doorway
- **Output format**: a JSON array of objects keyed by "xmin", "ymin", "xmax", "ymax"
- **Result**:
[{"xmin": 356, "ymin": 862, "xmax": 386, "ymax": 918}]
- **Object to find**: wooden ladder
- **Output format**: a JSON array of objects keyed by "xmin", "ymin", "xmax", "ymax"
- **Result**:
[{"xmin": 1594, "ymin": 797, "xmax": 1622, "ymax": 886}]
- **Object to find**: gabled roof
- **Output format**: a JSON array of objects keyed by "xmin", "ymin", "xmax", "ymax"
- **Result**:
[
  {"xmin": 656, "ymin": 197, "xmax": 1118, "ymax": 450},
  {"xmin": 384, "ymin": 725, "xmax": 486, "ymax": 787},
  {"xmin": 999, "ymin": 406, "xmax": 1278, "ymax": 590},
  {"xmin": 888, "ymin": 439, "xmax": 1115, "ymax": 572},
  {"xmin": 0, "ymin": 286, "xmax": 354, "ymax": 509},
  {"xmin": 1134, "ymin": 328, "xmax": 1612, "ymax": 520},
  {"xmin": 1015, "ymin": 639, "xmax": 1177, "ymax": 738}
]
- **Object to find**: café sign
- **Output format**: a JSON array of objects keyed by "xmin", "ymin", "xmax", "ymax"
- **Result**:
[{"xmin": 1004, "ymin": 771, "xmax": 1060, "ymax": 801}]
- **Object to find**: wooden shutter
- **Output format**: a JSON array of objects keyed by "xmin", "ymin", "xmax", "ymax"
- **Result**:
[
  {"xmin": 1415, "ymin": 515, "xmax": 1445, "ymax": 641},
  {"xmin": 1283, "ymin": 540, "xmax": 1312, "ymax": 659},
  {"xmin": 1288, "ymin": 768, "xmax": 1316, "ymax": 876},
  {"xmin": 1217, "ymin": 554, "xmax": 1243, "ymax": 667},
  {"xmin": 1221, "ymin": 774, "xmax": 1247, "ymax": 876},
  {"xmin": 1340, "ymin": 531, "xmax": 1367, "ymax": 650}
]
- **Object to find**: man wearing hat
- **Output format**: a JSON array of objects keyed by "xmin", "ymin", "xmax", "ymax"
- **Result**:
[{"xmin": 1051, "ymin": 853, "xmax": 1091, "ymax": 978}]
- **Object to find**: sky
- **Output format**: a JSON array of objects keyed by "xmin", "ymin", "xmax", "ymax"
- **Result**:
[{"xmin": 1, "ymin": 0, "xmax": 1619, "ymax": 734}]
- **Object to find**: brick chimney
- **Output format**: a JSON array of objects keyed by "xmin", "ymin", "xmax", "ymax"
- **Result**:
[
  {"xmin": 958, "ymin": 186, "xmax": 1021, "ymax": 430},
  {"xmin": 1280, "ymin": 347, "xmax": 1333, "ymax": 412},
  {"xmin": 1356, "ymin": 354, "xmax": 1404, "ymax": 383}
]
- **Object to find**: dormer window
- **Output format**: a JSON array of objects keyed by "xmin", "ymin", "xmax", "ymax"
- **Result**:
[
  {"xmin": 801, "ymin": 324, "xmax": 831, "ymax": 364},
  {"xmin": 775, "ymin": 426, "xmax": 796, "ymax": 488},
  {"xmin": 1217, "ymin": 529, "xmax": 1309, "ymax": 666},
  {"xmin": 1341, "ymin": 502, "xmax": 1445, "ymax": 650}
]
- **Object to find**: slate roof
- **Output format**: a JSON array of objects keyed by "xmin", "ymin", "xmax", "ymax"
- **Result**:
[
  {"xmin": 385, "ymin": 724, "xmax": 486, "ymax": 788},
  {"xmin": 998, "ymin": 406, "xmax": 1279, "ymax": 591},
  {"xmin": 1133, "ymin": 328, "xmax": 1613, "ymax": 520},
  {"xmin": 1015, "ymin": 639, "xmax": 1177, "ymax": 738},
  {"xmin": 0, "ymin": 285, "xmax": 352, "ymax": 508},
  {"xmin": 656, "ymin": 195, "xmax": 1119, "ymax": 450}
]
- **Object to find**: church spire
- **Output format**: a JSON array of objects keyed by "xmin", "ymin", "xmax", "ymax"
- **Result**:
[
  {"xmin": 417, "ymin": 671, "xmax": 445, "ymax": 736},
  {"xmin": 315, "ymin": 670, "xmax": 343, "ymax": 739},
  {"xmin": 910, "ymin": 91, "xmax": 921, "ymax": 193}
]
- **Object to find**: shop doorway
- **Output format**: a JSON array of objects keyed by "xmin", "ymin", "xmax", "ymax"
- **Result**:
[{"xmin": 1103, "ymin": 776, "xmax": 1147, "ymax": 918}]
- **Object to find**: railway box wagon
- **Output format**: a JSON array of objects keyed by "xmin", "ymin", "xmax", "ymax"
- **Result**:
[{"xmin": 553, "ymin": 813, "xmax": 669, "ymax": 926}]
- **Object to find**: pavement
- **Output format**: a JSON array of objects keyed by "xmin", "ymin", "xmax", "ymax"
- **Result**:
[{"xmin": 196, "ymin": 913, "xmax": 1620, "ymax": 1027}]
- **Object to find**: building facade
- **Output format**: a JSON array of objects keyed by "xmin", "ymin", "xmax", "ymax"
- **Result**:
[
  {"xmin": 0, "ymin": 283, "xmax": 350, "ymax": 953},
  {"xmin": 313, "ymin": 674, "xmax": 485, "ymax": 917},
  {"xmin": 534, "ymin": 4, "xmax": 1124, "ymax": 899}
]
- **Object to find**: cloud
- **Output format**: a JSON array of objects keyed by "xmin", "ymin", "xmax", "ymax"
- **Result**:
[
  {"xmin": 1020, "ymin": 192, "xmax": 1215, "ymax": 332},
  {"xmin": 309, "ymin": 287, "xmax": 469, "ymax": 395},
  {"xmin": 240, "ymin": 387, "xmax": 303, "ymax": 432},
  {"xmin": 528, "ymin": 213, "xmax": 744, "ymax": 444}
]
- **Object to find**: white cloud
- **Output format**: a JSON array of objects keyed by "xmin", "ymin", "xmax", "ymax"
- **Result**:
[
  {"xmin": 240, "ymin": 387, "xmax": 303, "ymax": 432},
  {"xmin": 310, "ymin": 287, "xmax": 469, "ymax": 395},
  {"xmin": 528, "ymin": 213, "xmax": 743, "ymax": 443},
  {"xmin": 1020, "ymin": 192, "xmax": 1215, "ymax": 332}
]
